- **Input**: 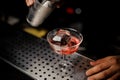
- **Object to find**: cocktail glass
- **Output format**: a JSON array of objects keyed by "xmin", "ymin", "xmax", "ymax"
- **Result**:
[{"xmin": 47, "ymin": 28, "xmax": 83, "ymax": 76}]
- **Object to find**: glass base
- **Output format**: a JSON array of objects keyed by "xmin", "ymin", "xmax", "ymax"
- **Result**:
[{"xmin": 52, "ymin": 60, "xmax": 74, "ymax": 76}]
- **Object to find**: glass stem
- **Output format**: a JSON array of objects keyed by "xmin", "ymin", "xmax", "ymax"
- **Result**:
[{"xmin": 62, "ymin": 54, "xmax": 66, "ymax": 61}]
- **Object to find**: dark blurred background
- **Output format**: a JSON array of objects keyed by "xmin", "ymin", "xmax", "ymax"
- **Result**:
[{"xmin": 0, "ymin": 0, "xmax": 119, "ymax": 79}]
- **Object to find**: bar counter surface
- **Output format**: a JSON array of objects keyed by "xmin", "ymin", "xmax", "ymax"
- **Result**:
[{"xmin": 0, "ymin": 30, "xmax": 93, "ymax": 80}]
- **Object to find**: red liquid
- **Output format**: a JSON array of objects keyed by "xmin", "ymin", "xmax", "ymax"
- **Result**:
[{"xmin": 50, "ymin": 36, "xmax": 81, "ymax": 55}]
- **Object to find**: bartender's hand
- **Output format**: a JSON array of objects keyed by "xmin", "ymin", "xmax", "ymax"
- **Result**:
[
  {"xmin": 25, "ymin": 0, "xmax": 62, "ymax": 8},
  {"xmin": 86, "ymin": 56, "xmax": 120, "ymax": 80},
  {"xmin": 25, "ymin": 0, "xmax": 35, "ymax": 6}
]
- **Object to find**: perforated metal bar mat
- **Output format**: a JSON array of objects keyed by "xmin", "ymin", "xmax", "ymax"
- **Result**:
[{"xmin": 0, "ymin": 31, "xmax": 93, "ymax": 80}]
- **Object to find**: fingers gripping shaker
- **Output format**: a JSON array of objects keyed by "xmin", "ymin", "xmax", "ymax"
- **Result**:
[{"xmin": 27, "ymin": 0, "xmax": 56, "ymax": 27}]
